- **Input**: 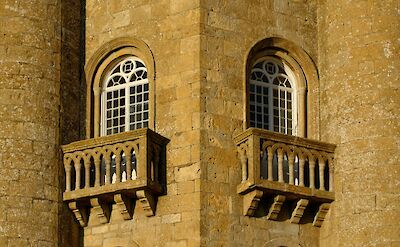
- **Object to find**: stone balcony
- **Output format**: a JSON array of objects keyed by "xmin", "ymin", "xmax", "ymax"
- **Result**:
[
  {"xmin": 234, "ymin": 128, "xmax": 336, "ymax": 227},
  {"xmin": 62, "ymin": 129, "xmax": 168, "ymax": 227}
]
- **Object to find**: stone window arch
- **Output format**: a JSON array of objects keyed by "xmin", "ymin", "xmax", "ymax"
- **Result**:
[
  {"xmin": 245, "ymin": 37, "xmax": 319, "ymax": 139},
  {"xmin": 85, "ymin": 37, "xmax": 155, "ymax": 138}
]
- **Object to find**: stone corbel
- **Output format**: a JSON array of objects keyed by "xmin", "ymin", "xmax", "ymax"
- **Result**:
[
  {"xmin": 313, "ymin": 203, "xmax": 330, "ymax": 227},
  {"xmin": 114, "ymin": 193, "xmax": 134, "ymax": 220},
  {"xmin": 136, "ymin": 190, "xmax": 156, "ymax": 217},
  {"xmin": 290, "ymin": 199, "xmax": 309, "ymax": 224},
  {"xmin": 68, "ymin": 201, "xmax": 88, "ymax": 227},
  {"xmin": 267, "ymin": 195, "xmax": 286, "ymax": 220},
  {"xmin": 243, "ymin": 189, "xmax": 263, "ymax": 216},
  {"xmin": 90, "ymin": 198, "xmax": 111, "ymax": 224}
]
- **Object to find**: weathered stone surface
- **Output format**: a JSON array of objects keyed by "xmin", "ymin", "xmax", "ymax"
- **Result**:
[
  {"xmin": 0, "ymin": 0, "xmax": 398, "ymax": 246},
  {"xmin": 318, "ymin": 0, "xmax": 400, "ymax": 246}
]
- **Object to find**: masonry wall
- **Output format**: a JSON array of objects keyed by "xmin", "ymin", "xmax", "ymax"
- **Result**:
[
  {"xmin": 83, "ymin": 0, "xmax": 202, "ymax": 246},
  {"xmin": 59, "ymin": 0, "xmax": 85, "ymax": 246},
  {"xmin": 0, "ymin": 0, "xmax": 61, "ymax": 246},
  {"xmin": 318, "ymin": 0, "xmax": 400, "ymax": 246},
  {"xmin": 199, "ymin": 0, "xmax": 320, "ymax": 246}
]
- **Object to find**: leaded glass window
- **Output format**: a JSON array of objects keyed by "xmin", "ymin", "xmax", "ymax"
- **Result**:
[
  {"xmin": 101, "ymin": 56, "xmax": 149, "ymax": 136},
  {"xmin": 249, "ymin": 57, "xmax": 297, "ymax": 135}
]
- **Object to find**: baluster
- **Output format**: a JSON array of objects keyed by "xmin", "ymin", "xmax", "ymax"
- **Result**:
[
  {"xmin": 288, "ymin": 153, "xmax": 295, "ymax": 185},
  {"xmin": 115, "ymin": 152, "xmax": 121, "ymax": 183},
  {"xmin": 329, "ymin": 158, "xmax": 334, "ymax": 192},
  {"xmin": 126, "ymin": 149, "xmax": 132, "ymax": 181},
  {"xmin": 105, "ymin": 154, "xmax": 111, "ymax": 185},
  {"xmin": 239, "ymin": 148, "xmax": 247, "ymax": 181},
  {"xmin": 309, "ymin": 157, "xmax": 316, "ymax": 189},
  {"xmin": 267, "ymin": 147, "xmax": 273, "ymax": 181},
  {"xmin": 74, "ymin": 158, "xmax": 81, "ymax": 190},
  {"xmin": 299, "ymin": 158, "xmax": 305, "ymax": 187},
  {"xmin": 277, "ymin": 149, "xmax": 284, "ymax": 183},
  {"xmin": 150, "ymin": 145, "xmax": 155, "ymax": 181},
  {"xmin": 65, "ymin": 160, "xmax": 71, "ymax": 192},
  {"xmin": 319, "ymin": 159, "xmax": 325, "ymax": 191},
  {"xmin": 94, "ymin": 156, "xmax": 100, "ymax": 187},
  {"xmin": 84, "ymin": 157, "xmax": 90, "ymax": 189},
  {"xmin": 153, "ymin": 146, "xmax": 160, "ymax": 182},
  {"xmin": 131, "ymin": 151, "xmax": 137, "ymax": 180}
]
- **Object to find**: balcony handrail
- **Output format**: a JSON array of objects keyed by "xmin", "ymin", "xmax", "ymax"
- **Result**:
[
  {"xmin": 234, "ymin": 128, "xmax": 336, "ymax": 153},
  {"xmin": 62, "ymin": 128, "xmax": 167, "ymax": 153}
]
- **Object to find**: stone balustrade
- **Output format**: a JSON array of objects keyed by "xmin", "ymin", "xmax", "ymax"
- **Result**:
[
  {"xmin": 62, "ymin": 128, "xmax": 168, "ymax": 227},
  {"xmin": 234, "ymin": 128, "xmax": 335, "ymax": 227}
]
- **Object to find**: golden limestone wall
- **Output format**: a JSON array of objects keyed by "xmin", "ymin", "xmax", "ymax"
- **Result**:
[
  {"xmin": 83, "ymin": 0, "xmax": 202, "ymax": 246},
  {"xmin": 198, "ymin": 1, "xmax": 320, "ymax": 246},
  {"xmin": 0, "ymin": 0, "xmax": 61, "ymax": 246},
  {"xmin": 318, "ymin": 0, "xmax": 400, "ymax": 246}
]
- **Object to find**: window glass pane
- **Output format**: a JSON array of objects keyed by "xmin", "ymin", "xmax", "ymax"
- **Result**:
[
  {"xmin": 250, "ymin": 94, "xmax": 255, "ymax": 101},
  {"xmin": 250, "ymin": 84, "xmax": 255, "ymax": 92}
]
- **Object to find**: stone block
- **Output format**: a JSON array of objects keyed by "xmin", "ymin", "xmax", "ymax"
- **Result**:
[{"xmin": 162, "ymin": 213, "xmax": 181, "ymax": 224}]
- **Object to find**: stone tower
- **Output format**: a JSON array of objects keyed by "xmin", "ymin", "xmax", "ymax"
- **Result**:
[
  {"xmin": 318, "ymin": 1, "xmax": 400, "ymax": 246},
  {"xmin": 0, "ymin": 0, "xmax": 61, "ymax": 246},
  {"xmin": 0, "ymin": 1, "xmax": 398, "ymax": 247}
]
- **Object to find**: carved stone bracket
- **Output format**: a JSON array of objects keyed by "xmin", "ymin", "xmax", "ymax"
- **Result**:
[
  {"xmin": 313, "ymin": 203, "xmax": 330, "ymax": 227},
  {"xmin": 243, "ymin": 190, "xmax": 263, "ymax": 216},
  {"xmin": 290, "ymin": 199, "xmax": 309, "ymax": 224},
  {"xmin": 114, "ymin": 193, "xmax": 134, "ymax": 220},
  {"xmin": 68, "ymin": 201, "xmax": 88, "ymax": 227},
  {"xmin": 136, "ymin": 190, "xmax": 156, "ymax": 217},
  {"xmin": 267, "ymin": 195, "xmax": 286, "ymax": 220},
  {"xmin": 90, "ymin": 198, "xmax": 111, "ymax": 224}
]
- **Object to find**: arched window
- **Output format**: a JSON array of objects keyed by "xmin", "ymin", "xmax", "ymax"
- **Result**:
[
  {"xmin": 101, "ymin": 56, "xmax": 149, "ymax": 136},
  {"xmin": 245, "ymin": 38, "xmax": 320, "ymax": 138},
  {"xmin": 249, "ymin": 57, "xmax": 297, "ymax": 135},
  {"xmin": 85, "ymin": 38, "xmax": 155, "ymax": 138}
]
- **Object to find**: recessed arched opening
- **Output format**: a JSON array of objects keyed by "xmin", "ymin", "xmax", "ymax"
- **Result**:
[
  {"xmin": 244, "ymin": 37, "xmax": 320, "ymax": 139},
  {"xmin": 84, "ymin": 37, "xmax": 155, "ymax": 138}
]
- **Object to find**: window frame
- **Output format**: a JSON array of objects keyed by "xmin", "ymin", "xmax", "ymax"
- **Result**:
[
  {"xmin": 249, "ymin": 56, "xmax": 299, "ymax": 135},
  {"xmin": 245, "ymin": 48, "xmax": 308, "ymax": 138},
  {"xmin": 100, "ymin": 56, "xmax": 150, "ymax": 136},
  {"xmin": 85, "ymin": 38, "xmax": 155, "ymax": 139}
]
